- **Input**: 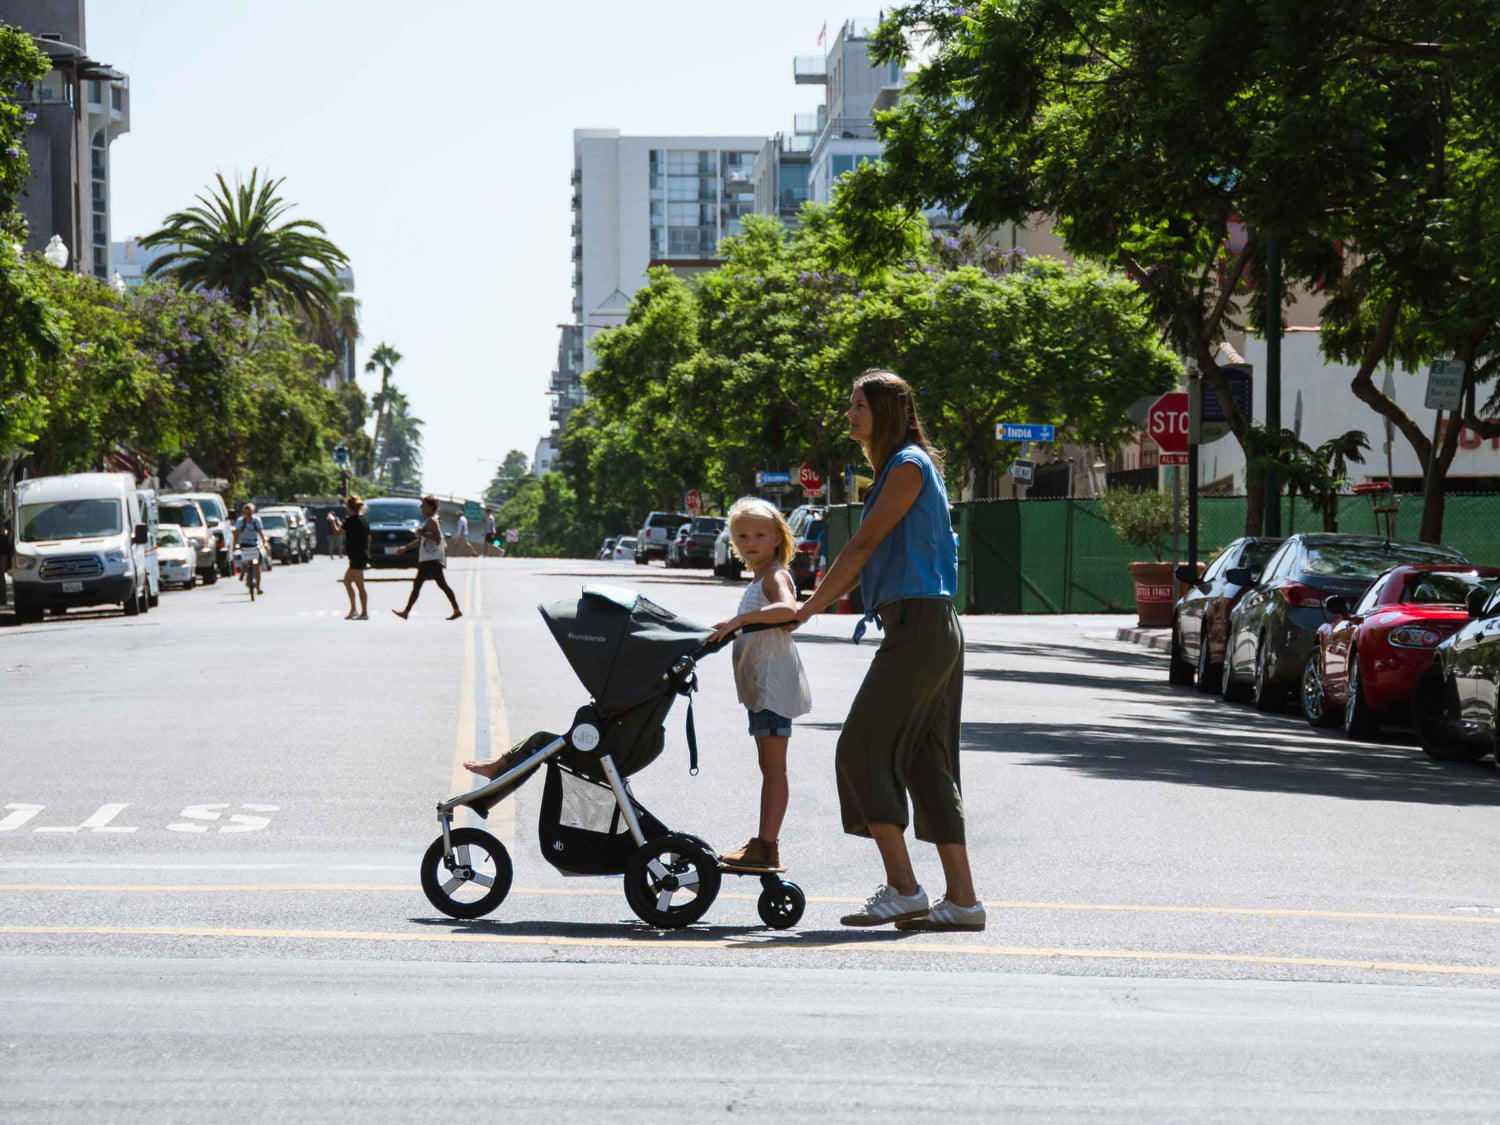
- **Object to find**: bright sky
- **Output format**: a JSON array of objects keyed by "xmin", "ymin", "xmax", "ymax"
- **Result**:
[{"xmin": 92, "ymin": 0, "xmax": 839, "ymax": 499}]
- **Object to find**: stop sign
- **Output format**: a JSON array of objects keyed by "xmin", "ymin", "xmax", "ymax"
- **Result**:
[
  {"xmin": 684, "ymin": 489, "xmax": 701, "ymax": 514},
  {"xmin": 1147, "ymin": 392, "xmax": 1190, "ymax": 454},
  {"xmin": 798, "ymin": 462, "xmax": 824, "ymax": 491}
]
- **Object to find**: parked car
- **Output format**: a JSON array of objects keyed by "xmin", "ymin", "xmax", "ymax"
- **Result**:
[
  {"xmin": 9, "ymin": 472, "xmax": 158, "ymax": 621},
  {"xmin": 789, "ymin": 516, "xmax": 825, "ymax": 591},
  {"xmin": 634, "ymin": 511, "xmax": 693, "ymax": 564},
  {"xmin": 257, "ymin": 511, "xmax": 297, "ymax": 562},
  {"xmin": 1410, "ymin": 582, "xmax": 1500, "ymax": 765},
  {"xmin": 177, "ymin": 490, "xmax": 233, "ymax": 575},
  {"xmin": 712, "ymin": 523, "xmax": 743, "ymax": 579},
  {"xmin": 1302, "ymin": 564, "xmax": 1500, "ymax": 736},
  {"xmin": 262, "ymin": 506, "xmax": 312, "ymax": 563},
  {"xmin": 155, "ymin": 526, "xmax": 198, "ymax": 589},
  {"xmin": 1221, "ymin": 534, "xmax": 1469, "ymax": 710},
  {"xmin": 365, "ymin": 497, "xmax": 426, "ymax": 568},
  {"xmin": 597, "ymin": 537, "xmax": 617, "ymax": 561},
  {"xmin": 1168, "ymin": 537, "xmax": 1284, "ymax": 690},
  {"xmin": 159, "ymin": 499, "xmax": 219, "ymax": 586},
  {"xmin": 611, "ymin": 536, "xmax": 638, "ymax": 563},
  {"xmin": 667, "ymin": 517, "xmax": 725, "ymax": 568}
]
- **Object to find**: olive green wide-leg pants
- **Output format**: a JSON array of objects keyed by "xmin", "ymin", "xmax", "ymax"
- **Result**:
[{"xmin": 835, "ymin": 597, "xmax": 966, "ymax": 845}]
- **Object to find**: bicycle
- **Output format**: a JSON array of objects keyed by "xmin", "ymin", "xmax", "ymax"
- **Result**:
[{"xmin": 237, "ymin": 544, "xmax": 262, "ymax": 600}]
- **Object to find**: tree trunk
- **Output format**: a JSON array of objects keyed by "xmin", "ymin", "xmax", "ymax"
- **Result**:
[{"xmin": 1244, "ymin": 481, "xmax": 1265, "ymax": 537}]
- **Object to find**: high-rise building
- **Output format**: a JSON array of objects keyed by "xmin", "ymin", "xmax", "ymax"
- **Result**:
[{"xmin": 10, "ymin": 1, "xmax": 131, "ymax": 280}]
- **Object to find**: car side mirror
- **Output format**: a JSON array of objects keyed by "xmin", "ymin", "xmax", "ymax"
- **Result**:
[
  {"xmin": 1225, "ymin": 567, "xmax": 1253, "ymax": 587},
  {"xmin": 1323, "ymin": 595, "xmax": 1350, "ymax": 618},
  {"xmin": 1466, "ymin": 587, "xmax": 1489, "ymax": 619},
  {"xmin": 1173, "ymin": 565, "xmax": 1197, "ymax": 585},
  {"xmin": 132, "ymin": 524, "xmax": 149, "ymax": 545}
]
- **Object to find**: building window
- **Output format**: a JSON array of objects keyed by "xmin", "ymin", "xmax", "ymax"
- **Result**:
[
  {"xmin": 93, "ymin": 247, "xmax": 107, "ymax": 278},
  {"xmin": 88, "ymin": 80, "xmax": 102, "ymax": 104},
  {"xmin": 111, "ymin": 86, "xmax": 122, "ymax": 110}
]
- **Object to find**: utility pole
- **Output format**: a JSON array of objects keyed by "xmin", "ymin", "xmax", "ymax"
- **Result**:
[{"xmin": 1264, "ymin": 232, "xmax": 1283, "ymax": 536}]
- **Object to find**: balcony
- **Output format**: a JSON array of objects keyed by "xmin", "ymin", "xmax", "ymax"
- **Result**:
[
  {"xmin": 571, "ymin": 296, "xmax": 583, "ymax": 315},
  {"xmin": 571, "ymin": 244, "xmax": 581, "ymax": 260},
  {"xmin": 793, "ymin": 54, "xmax": 827, "ymax": 84},
  {"xmin": 570, "ymin": 192, "xmax": 580, "ymax": 211},
  {"xmin": 724, "ymin": 170, "xmax": 754, "ymax": 195},
  {"xmin": 793, "ymin": 111, "xmax": 821, "ymax": 135},
  {"xmin": 570, "ymin": 168, "xmax": 581, "ymax": 185},
  {"xmin": 810, "ymin": 117, "xmax": 879, "ymax": 171},
  {"xmin": 780, "ymin": 133, "xmax": 814, "ymax": 154},
  {"xmin": 571, "ymin": 220, "xmax": 581, "ymax": 238}
]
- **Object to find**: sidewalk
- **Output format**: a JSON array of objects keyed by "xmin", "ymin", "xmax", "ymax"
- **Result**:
[{"xmin": 1114, "ymin": 623, "xmax": 1171, "ymax": 653}]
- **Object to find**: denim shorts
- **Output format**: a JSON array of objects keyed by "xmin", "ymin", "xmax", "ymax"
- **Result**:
[{"xmin": 747, "ymin": 709, "xmax": 793, "ymax": 738}]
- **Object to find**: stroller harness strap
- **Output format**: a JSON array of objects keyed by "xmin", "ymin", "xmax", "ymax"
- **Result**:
[{"xmin": 678, "ymin": 670, "xmax": 701, "ymax": 775}]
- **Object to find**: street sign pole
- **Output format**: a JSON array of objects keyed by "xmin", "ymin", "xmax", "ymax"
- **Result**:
[
  {"xmin": 1265, "ymin": 233, "xmax": 1283, "ymax": 537},
  {"xmin": 1186, "ymin": 369, "xmax": 1201, "ymax": 573}
]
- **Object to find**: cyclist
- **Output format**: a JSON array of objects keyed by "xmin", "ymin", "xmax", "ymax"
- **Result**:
[{"xmin": 234, "ymin": 503, "xmax": 269, "ymax": 597}]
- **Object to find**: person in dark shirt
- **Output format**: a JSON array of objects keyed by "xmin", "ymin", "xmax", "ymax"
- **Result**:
[
  {"xmin": 333, "ymin": 496, "xmax": 370, "ymax": 620},
  {"xmin": 0, "ymin": 519, "xmax": 12, "ymax": 607}
]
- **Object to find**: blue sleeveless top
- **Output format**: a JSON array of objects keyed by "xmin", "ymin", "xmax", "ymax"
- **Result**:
[{"xmin": 859, "ymin": 444, "xmax": 958, "ymax": 612}]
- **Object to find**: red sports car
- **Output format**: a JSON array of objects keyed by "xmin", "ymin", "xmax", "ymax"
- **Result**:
[{"xmin": 1301, "ymin": 564, "xmax": 1500, "ymax": 737}]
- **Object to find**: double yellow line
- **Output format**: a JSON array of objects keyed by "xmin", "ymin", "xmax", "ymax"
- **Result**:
[{"xmin": 447, "ymin": 565, "xmax": 513, "ymax": 843}]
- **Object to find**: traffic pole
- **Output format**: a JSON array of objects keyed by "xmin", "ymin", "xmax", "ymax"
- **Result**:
[
  {"xmin": 1264, "ymin": 232, "xmax": 1282, "ymax": 537},
  {"xmin": 1187, "ymin": 371, "xmax": 1201, "ymax": 573}
]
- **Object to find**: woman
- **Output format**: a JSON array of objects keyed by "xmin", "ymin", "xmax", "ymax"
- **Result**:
[
  {"xmin": 793, "ymin": 369, "xmax": 983, "ymax": 932},
  {"xmin": 393, "ymin": 495, "xmax": 462, "ymax": 621},
  {"xmin": 335, "ymin": 496, "xmax": 369, "ymax": 620}
]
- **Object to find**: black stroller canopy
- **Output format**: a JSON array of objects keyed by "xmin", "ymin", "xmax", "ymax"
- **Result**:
[{"xmin": 540, "ymin": 585, "xmax": 713, "ymax": 715}]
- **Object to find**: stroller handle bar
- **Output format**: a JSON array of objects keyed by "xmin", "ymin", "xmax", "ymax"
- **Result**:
[{"xmin": 691, "ymin": 620, "xmax": 783, "ymax": 660}]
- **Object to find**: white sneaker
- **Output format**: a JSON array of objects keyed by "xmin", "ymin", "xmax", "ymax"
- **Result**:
[
  {"xmin": 895, "ymin": 897, "xmax": 986, "ymax": 932},
  {"xmin": 840, "ymin": 884, "xmax": 929, "ymax": 927}
]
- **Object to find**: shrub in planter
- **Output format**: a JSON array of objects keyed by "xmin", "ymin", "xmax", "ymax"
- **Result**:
[{"xmin": 1100, "ymin": 488, "xmax": 1186, "ymax": 627}]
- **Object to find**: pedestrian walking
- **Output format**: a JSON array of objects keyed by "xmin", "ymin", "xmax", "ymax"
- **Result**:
[
  {"xmin": 335, "ymin": 496, "xmax": 369, "ymax": 620},
  {"xmin": 793, "ymin": 369, "xmax": 983, "ymax": 932},
  {"xmin": 483, "ymin": 509, "xmax": 496, "ymax": 556},
  {"xmin": 0, "ymin": 518, "xmax": 12, "ymax": 608},
  {"xmin": 327, "ymin": 509, "xmax": 343, "ymax": 559},
  {"xmin": 392, "ymin": 495, "xmax": 462, "ymax": 620},
  {"xmin": 454, "ymin": 511, "xmax": 475, "ymax": 556},
  {"xmin": 707, "ymin": 497, "xmax": 812, "ymax": 873}
]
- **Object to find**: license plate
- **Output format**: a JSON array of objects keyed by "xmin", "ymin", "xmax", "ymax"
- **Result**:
[
  {"xmin": 385, "ymin": 546, "xmax": 401, "ymax": 555},
  {"xmin": 61, "ymin": 581, "xmax": 83, "ymax": 593}
]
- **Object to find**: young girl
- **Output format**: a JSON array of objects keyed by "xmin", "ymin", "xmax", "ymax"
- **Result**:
[{"xmin": 709, "ymin": 497, "xmax": 812, "ymax": 873}]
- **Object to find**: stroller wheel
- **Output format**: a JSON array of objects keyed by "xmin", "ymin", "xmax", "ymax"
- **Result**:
[
  {"xmin": 420, "ymin": 827, "xmax": 513, "ymax": 920},
  {"xmin": 757, "ymin": 879, "xmax": 806, "ymax": 930},
  {"xmin": 623, "ymin": 835, "xmax": 722, "ymax": 929}
]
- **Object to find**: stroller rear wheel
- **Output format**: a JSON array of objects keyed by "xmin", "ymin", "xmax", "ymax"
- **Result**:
[
  {"xmin": 624, "ymin": 834, "xmax": 721, "ymax": 929},
  {"xmin": 756, "ymin": 878, "xmax": 806, "ymax": 930},
  {"xmin": 420, "ymin": 827, "xmax": 513, "ymax": 919}
]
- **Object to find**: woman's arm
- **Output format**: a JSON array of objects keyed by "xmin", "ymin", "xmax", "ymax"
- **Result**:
[
  {"xmin": 796, "ymin": 462, "xmax": 923, "ymax": 622},
  {"xmin": 710, "ymin": 569, "xmax": 799, "ymax": 642}
]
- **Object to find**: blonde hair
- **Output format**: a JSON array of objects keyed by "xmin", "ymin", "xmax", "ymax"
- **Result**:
[
  {"xmin": 726, "ymin": 496, "xmax": 795, "ymax": 568},
  {"xmin": 345, "ymin": 495, "xmax": 364, "ymax": 514},
  {"xmin": 854, "ymin": 368, "xmax": 945, "ymax": 477}
]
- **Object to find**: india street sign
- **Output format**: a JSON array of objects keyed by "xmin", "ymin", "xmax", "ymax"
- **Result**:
[
  {"xmin": 1426, "ymin": 359, "xmax": 1465, "ymax": 411},
  {"xmin": 997, "ymin": 423, "xmax": 1056, "ymax": 443}
]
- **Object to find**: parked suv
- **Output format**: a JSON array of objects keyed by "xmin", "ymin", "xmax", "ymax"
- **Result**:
[
  {"xmin": 159, "ymin": 498, "xmax": 219, "ymax": 585},
  {"xmin": 365, "ymin": 497, "xmax": 426, "ymax": 568},
  {"xmin": 667, "ymin": 517, "xmax": 725, "ymax": 568},
  {"xmin": 634, "ymin": 511, "xmax": 692, "ymax": 565},
  {"xmin": 177, "ymin": 491, "xmax": 232, "ymax": 575}
]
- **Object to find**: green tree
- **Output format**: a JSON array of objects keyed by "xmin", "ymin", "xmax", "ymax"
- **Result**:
[
  {"xmin": 382, "ymin": 391, "xmax": 424, "ymax": 492},
  {"xmin": 483, "ymin": 449, "xmax": 534, "ymax": 507},
  {"xmin": 364, "ymin": 341, "xmax": 402, "ymax": 481},
  {"xmin": 141, "ymin": 169, "xmax": 349, "ymax": 323}
]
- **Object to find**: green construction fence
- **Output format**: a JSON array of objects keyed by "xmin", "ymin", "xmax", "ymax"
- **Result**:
[{"xmin": 824, "ymin": 493, "xmax": 1500, "ymax": 615}]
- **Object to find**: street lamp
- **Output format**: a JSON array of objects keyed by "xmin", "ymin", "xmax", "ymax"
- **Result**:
[{"xmin": 43, "ymin": 234, "xmax": 69, "ymax": 269}]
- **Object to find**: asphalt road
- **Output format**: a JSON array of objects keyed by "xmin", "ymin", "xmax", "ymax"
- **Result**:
[{"xmin": 3, "ymin": 556, "xmax": 1499, "ymax": 1121}]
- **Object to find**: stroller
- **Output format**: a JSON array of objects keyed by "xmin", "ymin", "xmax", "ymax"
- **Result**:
[{"xmin": 419, "ymin": 584, "xmax": 806, "ymax": 930}]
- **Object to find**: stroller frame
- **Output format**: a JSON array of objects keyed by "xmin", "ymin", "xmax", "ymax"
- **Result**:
[{"xmin": 420, "ymin": 606, "xmax": 806, "ymax": 931}]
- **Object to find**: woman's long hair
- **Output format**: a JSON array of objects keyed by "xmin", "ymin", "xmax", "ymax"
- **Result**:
[{"xmin": 854, "ymin": 369, "xmax": 945, "ymax": 478}]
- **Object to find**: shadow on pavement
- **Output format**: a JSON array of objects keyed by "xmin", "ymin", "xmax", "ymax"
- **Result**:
[{"xmin": 405, "ymin": 916, "xmax": 915, "ymax": 946}]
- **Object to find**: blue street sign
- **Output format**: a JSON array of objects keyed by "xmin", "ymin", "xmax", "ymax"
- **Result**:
[
  {"xmin": 997, "ymin": 423, "xmax": 1056, "ymax": 443},
  {"xmin": 1201, "ymin": 365, "xmax": 1253, "ymax": 425},
  {"xmin": 756, "ymin": 471, "xmax": 793, "ymax": 485},
  {"xmin": 844, "ymin": 465, "xmax": 856, "ymax": 494}
]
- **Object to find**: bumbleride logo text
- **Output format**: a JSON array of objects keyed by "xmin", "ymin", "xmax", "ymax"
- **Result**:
[{"xmin": 568, "ymin": 632, "xmax": 607, "ymax": 642}]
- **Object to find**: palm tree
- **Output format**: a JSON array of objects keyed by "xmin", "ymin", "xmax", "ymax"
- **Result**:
[
  {"xmin": 364, "ymin": 342, "xmax": 402, "ymax": 481},
  {"xmin": 383, "ymin": 392, "xmax": 425, "ymax": 491},
  {"xmin": 297, "ymin": 293, "xmax": 361, "ymax": 382},
  {"xmin": 141, "ymin": 170, "xmax": 350, "ymax": 324}
]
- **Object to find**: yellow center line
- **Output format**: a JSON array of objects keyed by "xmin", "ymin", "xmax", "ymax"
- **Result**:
[
  {"xmin": 2, "ymin": 924, "xmax": 1496, "ymax": 977},
  {"xmin": 0, "ymin": 884, "xmax": 1495, "ymax": 925},
  {"xmin": 480, "ymin": 616, "xmax": 515, "ymax": 849}
]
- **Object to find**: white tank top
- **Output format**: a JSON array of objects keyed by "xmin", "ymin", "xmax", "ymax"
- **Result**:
[
  {"xmin": 419, "ymin": 521, "xmax": 445, "ymax": 563},
  {"xmin": 732, "ymin": 566, "xmax": 812, "ymax": 719}
]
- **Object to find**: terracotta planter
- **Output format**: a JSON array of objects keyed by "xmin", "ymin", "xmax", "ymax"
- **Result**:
[{"xmin": 1127, "ymin": 561, "xmax": 1177, "ymax": 627}]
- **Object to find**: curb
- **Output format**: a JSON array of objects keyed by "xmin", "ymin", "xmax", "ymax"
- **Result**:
[{"xmin": 1115, "ymin": 626, "xmax": 1173, "ymax": 653}]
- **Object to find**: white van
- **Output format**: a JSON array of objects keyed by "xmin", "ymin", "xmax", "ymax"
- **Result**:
[{"xmin": 10, "ymin": 473, "xmax": 159, "ymax": 621}]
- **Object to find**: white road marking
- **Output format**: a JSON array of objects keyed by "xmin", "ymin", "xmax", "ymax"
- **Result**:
[
  {"xmin": 0, "ymin": 804, "xmax": 44, "ymax": 831},
  {"xmin": 33, "ymin": 803, "xmax": 137, "ymax": 833}
]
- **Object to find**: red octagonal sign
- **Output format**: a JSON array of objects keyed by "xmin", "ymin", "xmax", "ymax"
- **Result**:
[{"xmin": 1147, "ymin": 392, "xmax": 1190, "ymax": 456}]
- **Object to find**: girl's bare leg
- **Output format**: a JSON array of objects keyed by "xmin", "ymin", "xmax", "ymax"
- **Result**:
[{"xmin": 755, "ymin": 735, "xmax": 789, "ymax": 842}]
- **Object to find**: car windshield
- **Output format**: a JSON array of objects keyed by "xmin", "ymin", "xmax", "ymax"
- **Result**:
[
  {"xmin": 189, "ymin": 496, "xmax": 226, "ymax": 520},
  {"xmin": 19, "ymin": 499, "xmax": 123, "ymax": 542},
  {"xmin": 619, "ymin": 538, "xmax": 636, "ymax": 548},
  {"xmin": 1399, "ymin": 571, "xmax": 1493, "ymax": 605},
  {"xmin": 365, "ymin": 501, "xmax": 424, "ymax": 527},
  {"xmin": 649, "ymin": 513, "xmax": 689, "ymax": 528},
  {"xmin": 157, "ymin": 528, "xmax": 186, "ymax": 547},
  {"xmin": 806, "ymin": 520, "xmax": 825, "ymax": 539},
  {"xmin": 260, "ymin": 515, "xmax": 288, "ymax": 530},
  {"xmin": 160, "ymin": 504, "xmax": 203, "ymax": 527},
  {"xmin": 692, "ymin": 518, "xmax": 722, "ymax": 532},
  {"xmin": 1243, "ymin": 541, "xmax": 1281, "ymax": 571},
  {"xmin": 1305, "ymin": 541, "xmax": 1464, "ymax": 578}
]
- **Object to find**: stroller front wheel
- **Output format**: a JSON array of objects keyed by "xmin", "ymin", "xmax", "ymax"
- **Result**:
[
  {"xmin": 420, "ymin": 827, "xmax": 513, "ymax": 919},
  {"xmin": 624, "ymin": 835, "xmax": 721, "ymax": 929}
]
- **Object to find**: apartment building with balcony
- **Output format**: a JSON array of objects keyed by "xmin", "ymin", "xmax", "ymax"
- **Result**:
[{"xmin": 11, "ymin": 1, "xmax": 131, "ymax": 280}]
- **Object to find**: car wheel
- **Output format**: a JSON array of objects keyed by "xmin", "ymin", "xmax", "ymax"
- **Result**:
[
  {"xmin": 1410, "ymin": 664, "xmax": 1491, "ymax": 762},
  {"xmin": 123, "ymin": 583, "xmax": 141, "ymax": 617},
  {"xmin": 1342, "ymin": 650, "xmax": 1379, "ymax": 739},
  {"xmin": 148, "ymin": 587, "xmax": 159, "ymax": 608},
  {"xmin": 1301, "ymin": 654, "xmax": 1339, "ymax": 728},
  {"xmin": 188, "ymin": 573, "xmax": 197, "ymax": 589},
  {"xmin": 1251, "ymin": 636, "xmax": 1283, "ymax": 711},
  {"xmin": 1221, "ymin": 643, "xmax": 1251, "ymax": 703},
  {"xmin": 1196, "ymin": 634, "xmax": 1219, "ymax": 695},
  {"xmin": 1168, "ymin": 622, "xmax": 1195, "ymax": 686}
]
